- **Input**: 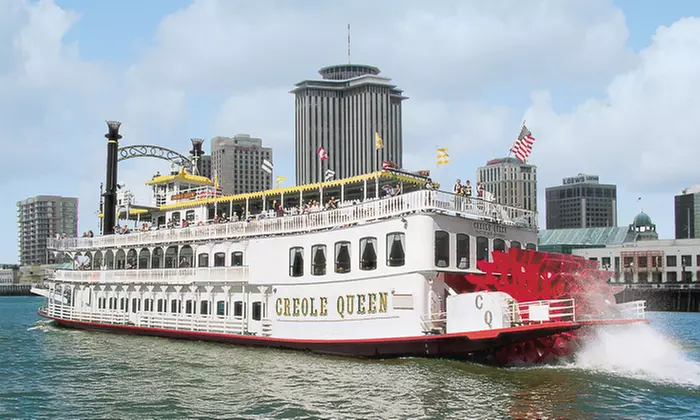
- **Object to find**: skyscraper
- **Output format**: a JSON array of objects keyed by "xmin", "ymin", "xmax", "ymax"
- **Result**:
[
  {"xmin": 17, "ymin": 195, "xmax": 78, "ymax": 265},
  {"xmin": 476, "ymin": 157, "xmax": 537, "ymax": 212},
  {"xmin": 211, "ymin": 134, "xmax": 273, "ymax": 195},
  {"xmin": 675, "ymin": 184, "xmax": 700, "ymax": 239},
  {"xmin": 545, "ymin": 174, "xmax": 617, "ymax": 229},
  {"xmin": 292, "ymin": 64, "xmax": 407, "ymax": 184}
]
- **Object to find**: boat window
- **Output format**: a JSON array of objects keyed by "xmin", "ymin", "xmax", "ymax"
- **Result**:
[
  {"xmin": 127, "ymin": 249, "xmax": 137, "ymax": 269},
  {"xmin": 493, "ymin": 239, "xmax": 506, "ymax": 253},
  {"xmin": 131, "ymin": 298, "xmax": 140, "ymax": 313},
  {"xmin": 456, "ymin": 234, "xmax": 470, "ymax": 269},
  {"xmin": 120, "ymin": 297, "xmax": 128, "ymax": 311},
  {"xmin": 200, "ymin": 301, "xmax": 209, "ymax": 315},
  {"xmin": 231, "ymin": 251, "xmax": 243, "ymax": 267},
  {"xmin": 198, "ymin": 253, "xmax": 209, "ymax": 268},
  {"xmin": 526, "ymin": 243, "xmax": 537, "ymax": 250},
  {"xmin": 138, "ymin": 248, "xmax": 150, "ymax": 269},
  {"xmin": 289, "ymin": 247, "xmax": 304, "ymax": 277},
  {"xmin": 214, "ymin": 252, "xmax": 226, "ymax": 267},
  {"xmin": 216, "ymin": 300, "xmax": 227, "ymax": 316},
  {"xmin": 171, "ymin": 300, "xmax": 181, "ymax": 313},
  {"xmin": 185, "ymin": 210, "xmax": 195, "ymax": 222},
  {"xmin": 104, "ymin": 250, "xmax": 114, "ymax": 270},
  {"xmin": 476, "ymin": 236, "xmax": 490, "ymax": 261},
  {"xmin": 115, "ymin": 250, "xmax": 126, "ymax": 270},
  {"xmin": 335, "ymin": 241, "xmax": 351, "ymax": 273},
  {"xmin": 360, "ymin": 237, "xmax": 378, "ymax": 271},
  {"xmin": 234, "ymin": 301, "xmax": 245, "ymax": 317},
  {"xmin": 172, "ymin": 212, "xmax": 181, "ymax": 225},
  {"xmin": 93, "ymin": 251, "xmax": 103, "ymax": 269},
  {"xmin": 157, "ymin": 299, "xmax": 165, "ymax": 312},
  {"xmin": 185, "ymin": 300, "xmax": 194, "ymax": 314},
  {"xmin": 252, "ymin": 302, "xmax": 262, "ymax": 321},
  {"xmin": 151, "ymin": 247, "xmax": 162, "ymax": 269},
  {"xmin": 144, "ymin": 299, "xmax": 153, "ymax": 312},
  {"xmin": 179, "ymin": 245, "xmax": 193, "ymax": 267},
  {"xmin": 164, "ymin": 246, "xmax": 178, "ymax": 268},
  {"xmin": 311, "ymin": 244, "xmax": 327, "ymax": 275},
  {"xmin": 510, "ymin": 241, "xmax": 522, "ymax": 249},
  {"xmin": 387, "ymin": 232, "xmax": 406, "ymax": 267},
  {"xmin": 435, "ymin": 231, "xmax": 450, "ymax": 267}
]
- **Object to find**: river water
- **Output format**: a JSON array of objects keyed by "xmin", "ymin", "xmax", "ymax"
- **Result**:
[{"xmin": 1, "ymin": 296, "xmax": 699, "ymax": 419}]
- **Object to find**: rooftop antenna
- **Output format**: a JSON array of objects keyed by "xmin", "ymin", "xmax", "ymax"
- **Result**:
[{"xmin": 347, "ymin": 24, "xmax": 351, "ymax": 64}]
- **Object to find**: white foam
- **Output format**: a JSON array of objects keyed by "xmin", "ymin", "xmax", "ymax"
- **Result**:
[{"xmin": 573, "ymin": 323, "xmax": 700, "ymax": 387}]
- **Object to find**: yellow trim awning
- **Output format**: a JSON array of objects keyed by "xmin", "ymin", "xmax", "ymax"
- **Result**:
[
  {"xmin": 98, "ymin": 208, "xmax": 150, "ymax": 218},
  {"xmin": 145, "ymin": 168, "xmax": 214, "ymax": 186}
]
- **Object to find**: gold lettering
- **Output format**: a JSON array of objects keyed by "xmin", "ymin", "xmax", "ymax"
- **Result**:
[
  {"xmin": 283, "ymin": 298, "xmax": 291, "ymax": 316},
  {"xmin": 320, "ymin": 297, "xmax": 328, "ymax": 316},
  {"xmin": 276, "ymin": 298, "xmax": 283, "ymax": 316},
  {"xmin": 378, "ymin": 292, "xmax": 388, "ymax": 313},
  {"xmin": 301, "ymin": 298, "xmax": 309, "ymax": 316},
  {"xmin": 357, "ymin": 294, "xmax": 366, "ymax": 314},
  {"xmin": 346, "ymin": 294, "xmax": 355, "ymax": 315},
  {"xmin": 337, "ymin": 296, "xmax": 345, "ymax": 318},
  {"xmin": 292, "ymin": 298, "xmax": 300, "ymax": 317},
  {"xmin": 310, "ymin": 297, "xmax": 318, "ymax": 316},
  {"xmin": 368, "ymin": 293, "xmax": 377, "ymax": 314}
]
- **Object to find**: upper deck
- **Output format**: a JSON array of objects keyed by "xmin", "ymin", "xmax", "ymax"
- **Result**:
[{"xmin": 49, "ymin": 190, "xmax": 537, "ymax": 252}]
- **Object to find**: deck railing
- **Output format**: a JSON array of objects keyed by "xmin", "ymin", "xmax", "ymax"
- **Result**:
[
  {"xmin": 576, "ymin": 300, "xmax": 647, "ymax": 321},
  {"xmin": 52, "ymin": 266, "xmax": 249, "ymax": 284},
  {"xmin": 515, "ymin": 299, "xmax": 576, "ymax": 324},
  {"xmin": 48, "ymin": 190, "xmax": 537, "ymax": 251},
  {"xmin": 44, "ymin": 303, "xmax": 273, "ymax": 336}
]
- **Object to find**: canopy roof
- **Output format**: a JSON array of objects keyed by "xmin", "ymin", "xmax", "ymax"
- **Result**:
[
  {"xmin": 538, "ymin": 227, "xmax": 632, "ymax": 247},
  {"xmin": 145, "ymin": 168, "xmax": 214, "ymax": 186}
]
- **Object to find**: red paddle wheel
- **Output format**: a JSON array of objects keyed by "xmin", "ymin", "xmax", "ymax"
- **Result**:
[{"xmin": 444, "ymin": 248, "xmax": 623, "ymax": 365}]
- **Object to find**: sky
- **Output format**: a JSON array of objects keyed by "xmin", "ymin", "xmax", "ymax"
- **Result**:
[{"xmin": 2, "ymin": 0, "xmax": 700, "ymax": 263}]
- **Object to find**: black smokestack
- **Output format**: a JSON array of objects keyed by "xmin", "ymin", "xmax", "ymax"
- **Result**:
[
  {"xmin": 103, "ymin": 120, "xmax": 122, "ymax": 235},
  {"xmin": 190, "ymin": 138, "xmax": 204, "ymax": 175}
]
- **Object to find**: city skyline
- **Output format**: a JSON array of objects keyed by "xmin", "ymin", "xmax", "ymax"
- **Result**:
[{"xmin": 2, "ymin": 0, "xmax": 700, "ymax": 262}]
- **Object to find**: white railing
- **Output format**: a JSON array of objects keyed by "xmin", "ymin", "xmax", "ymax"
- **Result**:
[
  {"xmin": 576, "ymin": 300, "xmax": 647, "ymax": 322},
  {"xmin": 514, "ymin": 299, "xmax": 576, "ymax": 325},
  {"xmin": 44, "ymin": 303, "xmax": 274, "ymax": 336},
  {"xmin": 420, "ymin": 311, "xmax": 447, "ymax": 333},
  {"xmin": 51, "ymin": 266, "xmax": 249, "ymax": 284},
  {"xmin": 48, "ymin": 190, "xmax": 537, "ymax": 251}
]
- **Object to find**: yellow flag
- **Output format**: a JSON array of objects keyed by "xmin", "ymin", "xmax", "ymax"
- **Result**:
[
  {"xmin": 213, "ymin": 172, "xmax": 220, "ymax": 188},
  {"xmin": 437, "ymin": 147, "xmax": 449, "ymax": 165},
  {"xmin": 375, "ymin": 132, "xmax": 383, "ymax": 150},
  {"xmin": 275, "ymin": 175, "xmax": 287, "ymax": 187}
]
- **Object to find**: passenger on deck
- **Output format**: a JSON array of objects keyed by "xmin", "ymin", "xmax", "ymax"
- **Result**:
[
  {"xmin": 453, "ymin": 179, "xmax": 462, "ymax": 195},
  {"xmin": 464, "ymin": 180, "xmax": 472, "ymax": 197}
]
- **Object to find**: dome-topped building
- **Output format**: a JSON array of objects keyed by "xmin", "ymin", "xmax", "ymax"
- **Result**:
[{"xmin": 629, "ymin": 211, "xmax": 658, "ymax": 240}]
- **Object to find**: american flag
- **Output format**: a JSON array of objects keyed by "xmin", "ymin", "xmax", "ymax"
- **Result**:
[
  {"xmin": 510, "ymin": 125, "xmax": 535, "ymax": 162},
  {"xmin": 317, "ymin": 146, "xmax": 328, "ymax": 161}
]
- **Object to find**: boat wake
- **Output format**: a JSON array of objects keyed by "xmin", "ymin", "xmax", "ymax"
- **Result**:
[
  {"xmin": 27, "ymin": 319, "xmax": 58, "ymax": 332},
  {"xmin": 570, "ymin": 322, "xmax": 700, "ymax": 388}
]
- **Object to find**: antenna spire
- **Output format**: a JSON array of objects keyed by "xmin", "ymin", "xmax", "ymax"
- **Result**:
[{"xmin": 347, "ymin": 24, "xmax": 351, "ymax": 64}]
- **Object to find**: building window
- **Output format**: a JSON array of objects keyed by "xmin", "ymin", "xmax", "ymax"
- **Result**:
[
  {"xmin": 638, "ymin": 272, "xmax": 648, "ymax": 283},
  {"xmin": 623, "ymin": 256, "xmax": 634, "ymax": 268},
  {"xmin": 214, "ymin": 252, "xmax": 226, "ymax": 267},
  {"xmin": 252, "ymin": 302, "xmax": 262, "ymax": 321},
  {"xmin": 681, "ymin": 255, "xmax": 692, "ymax": 267},
  {"xmin": 198, "ymin": 253, "xmax": 209, "ymax": 268},
  {"xmin": 476, "ymin": 236, "xmax": 489, "ymax": 261},
  {"xmin": 435, "ymin": 231, "xmax": 449, "ymax": 267},
  {"xmin": 289, "ymin": 247, "xmax": 304, "ymax": 277},
  {"xmin": 493, "ymin": 239, "xmax": 506, "ymax": 253},
  {"xmin": 667, "ymin": 271, "xmax": 677, "ymax": 282},
  {"xmin": 386, "ymin": 233, "xmax": 406, "ymax": 267},
  {"xmin": 667, "ymin": 256, "xmax": 677, "ymax": 267},
  {"xmin": 526, "ymin": 243, "xmax": 537, "ymax": 250},
  {"xmin": 360, "ymin": 237, "xmax": 378, "ymax": 271},
  {"xmin": 651, "ymin": 272, "xmax": 662, "ymax": 282},
  {"xmin": 637, "ymin": 256, "xmax": 648, "ymax": 268},
  {"xmin": 601, "ymin": 257, "xmax": 611, "ymax": 268},
  {"xmin": 456, "ymin": 234, "xmax": 470, "ymax": 269},
  {"xmin": 697, "ymin": 255, "xmax": 700, "ymax": 266},
  {"xmin": 651, "ymin": 256, "xmax": 663, "ymax": 268},
  {"xmin": 311, "ymin": 245, "xmax": 327, "ymax": 275},
  {"xmin": 231, "ymin": 251, "xmax": 243, "ymax": 266},
  {"xmin": 682, "ymin": 271, "xmax": 693, "ymax": 282},
  {"xmin": 335, "ymin": 241, "xmax": 351, "ymax": 273},
  {"xmin": 510, "ymin": 241, "xmax": 521, "ymax": 249}
]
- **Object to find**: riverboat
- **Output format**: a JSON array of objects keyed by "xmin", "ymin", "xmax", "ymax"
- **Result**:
[{"xmin": 35, "ymin": 163, "xmax": 648, "ymax": 364}]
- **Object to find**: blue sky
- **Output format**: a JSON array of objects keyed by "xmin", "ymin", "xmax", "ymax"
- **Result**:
[{"xmin": 2, "ymin": 0, "xmax": 700, "ymax": 263}]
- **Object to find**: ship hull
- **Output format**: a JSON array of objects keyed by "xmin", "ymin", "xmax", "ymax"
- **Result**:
[{"xmin": 41, "ymin": 311, "xmax": 586, "ymax": 360}]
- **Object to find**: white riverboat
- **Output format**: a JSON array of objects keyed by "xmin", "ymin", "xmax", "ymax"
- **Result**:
[{"xmin": 37, "ymin": 166, "xmax": 647, "ymax": 363}]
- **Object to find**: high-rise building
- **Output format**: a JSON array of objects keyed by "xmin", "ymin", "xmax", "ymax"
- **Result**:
[
  {"xmin": 476, "ymin": 157, "xmax": 537, "ymax": 212},
  {"xmin": 292, "ymin": 64, "xmax": 407, "ymax": 184},
  {"xmin": 199, "ymin": 155, "xmax": 212, "ymax": 180},
  {"xmin": 545, "ymin": 174, "xmax": 617, "ymax": 229},
  {"xmin": 17, "ymin": 196, "xmax": 78, "ymax": 265},
  {"xmin": 211, "ymin": 134, "xmax": 273, "ymax": 195},
  {"xmin": 675, "ymin": 184, "xmax": 700, "ymax": 239}
]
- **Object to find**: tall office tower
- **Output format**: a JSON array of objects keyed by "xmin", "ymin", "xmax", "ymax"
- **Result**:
[
  {"xmin": 292, "ymin": 64, "xmax": 407, "ymax": 184},
  {"xmin": 199, "ymin": 155, "xmax": 213, "ymax": 180},
  {"xmin": 675, "ymin": 184, "xmax": 700, "ymax": 239},
  {"xmin": 17, "ymin": 195, "xmax": 78, "ymax": 265},
  {"xmin": 476, "ymin": 157, "xmax": 538, "ymax": 212},
  {"xmin": 211, "ymin": 134, "xmax": 273, "ymax": 195},
  {"xmin": 545, "ymin": 174, "xmax": 617, "ymax": 229}
]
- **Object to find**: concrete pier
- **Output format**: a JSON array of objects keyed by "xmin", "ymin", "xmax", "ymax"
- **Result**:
[
  {"xmin": 615, "ymin": 284, "xmax": 700, "ymax": 312},
  {"xmin": 0, "ymin": 284, "xmax": 32, "ymax": 296}
]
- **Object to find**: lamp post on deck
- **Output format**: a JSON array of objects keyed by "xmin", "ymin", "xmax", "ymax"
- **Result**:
[{"xmin": 103, "ymin": 120, "xmax": 122, "ymax": 236}]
